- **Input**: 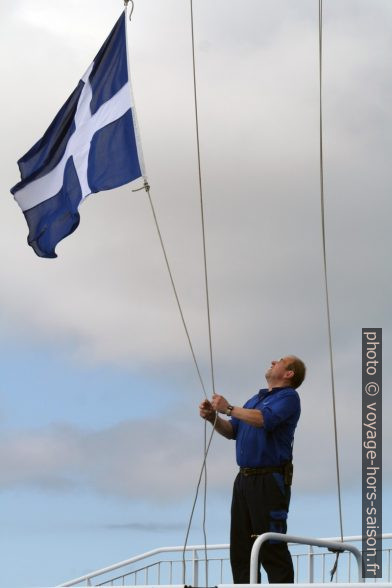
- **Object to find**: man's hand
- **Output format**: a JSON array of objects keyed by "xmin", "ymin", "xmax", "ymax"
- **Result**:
[
  {"xmin": 211, "ymin": 394, "xmax": 230, "ymax": 414},
  {"xmin": 199, "ymin": 397, "xmax": 235, "ymax": 439},
  {"xmin": 199, "ymin": 399, "xmax": 216, "ymax": 423}
]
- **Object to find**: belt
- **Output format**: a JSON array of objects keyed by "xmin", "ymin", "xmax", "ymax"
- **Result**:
[{"xmin": 239, "ymin": 466, "xmax": 284, "ymax": 476}]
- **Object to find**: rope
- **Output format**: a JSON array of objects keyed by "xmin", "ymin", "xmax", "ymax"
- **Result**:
[
  {"xmin": 181, "ymin": 413, "xmax": 217, "ymax": 583},
  {"xmin": 190, "ymin": 0, "xmax": 216, "ymax": 397},
  {"xmin": 137, "ymin": 178, "xmax": 216, "ymax": 583},
  {"xmin": 138, "ymin": 181, "xmax": 208, "ymax": 398},
  {"xmin": 330, "ymin": 551, "xmax": 340, "ymax": 582},
  {"xmin": 181, "ymin": 1, "xmax": 218, "ymax": 584},
  {"xmin": 139, "ymin": 180, "xmax": 216, "ymax": 584},
  {"xmin": 137, "ymin": 178, "xmax": 216, "ymax": 585},
  {"xmin": 128, "ymin": 3, "xmax": 215, "ymax": 581},
  {"xmin": 318, "ymin": 0, "xmax": 344, "ymax": 545}
]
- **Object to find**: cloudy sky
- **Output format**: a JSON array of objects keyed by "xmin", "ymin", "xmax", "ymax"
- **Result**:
[{"xmin": 0, "ymin": 0, "xmax": 391, "ymax": 586}]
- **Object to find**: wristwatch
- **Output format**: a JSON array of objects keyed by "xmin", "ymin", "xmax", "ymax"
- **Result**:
[{"xmin": 226, "ymin": 404, "xmax": 234, "ymax": 417}]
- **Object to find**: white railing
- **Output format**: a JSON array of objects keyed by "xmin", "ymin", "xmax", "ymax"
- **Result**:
[
  {"xmin": 250, "ymin": 534, "xmax": 364, "ymax": 583},
  {"xmin": 59, "ymin": 534, "xmax": 392, "ymax": 586},
  {"xmin": 59, "ymin": 544, "xmax": 229, "ymax": 587}
]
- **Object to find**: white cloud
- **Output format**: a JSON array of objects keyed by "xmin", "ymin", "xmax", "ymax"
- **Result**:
[
  {"xmin": 0, "ymin": 419, "xmax": 234, "ymax": 500},
  {"xmin": 0, "ymin": 372, "xmax": 390, "ymax": 501}
]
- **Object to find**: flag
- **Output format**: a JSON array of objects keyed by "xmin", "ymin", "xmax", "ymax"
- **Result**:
[{"xmin": 11, "ymin": 13, "xmax": 143, "ymax": 258}]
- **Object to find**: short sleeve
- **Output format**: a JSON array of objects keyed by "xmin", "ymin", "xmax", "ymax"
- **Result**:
[{"xmin": 262, "ymin": 391, "xmax": 300, "ymax": 432}]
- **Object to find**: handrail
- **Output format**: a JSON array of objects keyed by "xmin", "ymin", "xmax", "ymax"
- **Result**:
[
  {"xmin": 60, "ymin": 533, "xmax": 392, "ymax": 586},
  {"xmin": 58, "ymin": 544, "xmax": 228, "ymax": 586},
  {"xmin": 250, "ymin": 533, "xmax": 364, "ymax": 584}
]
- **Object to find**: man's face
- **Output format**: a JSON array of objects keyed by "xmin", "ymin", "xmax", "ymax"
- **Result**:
[{"xmin": 265, "ymin": 356, "xmax": 293, "ymax": 382}]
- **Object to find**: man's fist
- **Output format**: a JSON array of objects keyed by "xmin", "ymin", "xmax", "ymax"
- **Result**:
[
  {"xmin": 199, "ymin": 399, "xmax": 216, "ymax": 422},
  {"xmin": 211, "ymin": 394, "xmax": 229, "ymax": 414}
]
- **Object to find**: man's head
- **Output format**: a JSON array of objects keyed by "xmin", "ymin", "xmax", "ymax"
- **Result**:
[{"xmin": 265, "ymin": 355, "xmax": 306, "ymax": 390}]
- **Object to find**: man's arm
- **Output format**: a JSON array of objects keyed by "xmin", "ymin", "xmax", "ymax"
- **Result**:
[
  {"xmin": 199, "ymin": 399, "xmax": 234, "ymax": 439},
  {"xmin": 228, "ymin": 405, "xmax": 263, "ymax": 427},
  {"xmin": 212, "ymin": 394, "xmax": 264, "ymax": 428}
]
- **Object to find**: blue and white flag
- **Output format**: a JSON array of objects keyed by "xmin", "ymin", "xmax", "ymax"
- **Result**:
[{"xmin": 11, "ymin": 13, "xmax": 144, "ymax": 258}]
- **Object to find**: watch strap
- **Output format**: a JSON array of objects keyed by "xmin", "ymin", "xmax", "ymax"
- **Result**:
[{"xmin": 226, "ymin": 404, "xmax": 234, "ymax": 417}]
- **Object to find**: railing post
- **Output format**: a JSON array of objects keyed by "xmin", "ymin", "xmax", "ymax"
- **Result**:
[
  {"xmin": 308, "ymin": 544, "xmax": 314, "ymax": 583},
  {"xmin": 192, "ymin": 549, "xmax": 199, "ymax": 587}
]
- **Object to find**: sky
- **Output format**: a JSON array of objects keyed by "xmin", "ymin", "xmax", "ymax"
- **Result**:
[{"xmin": 0, "ymin": 0, "xmax": 391, "ymax": 586}]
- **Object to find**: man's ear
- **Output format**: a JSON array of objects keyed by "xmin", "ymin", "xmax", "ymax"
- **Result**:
[{"xmin": 285, "ymin": 369, "xmax": 294, "ymax": 382}]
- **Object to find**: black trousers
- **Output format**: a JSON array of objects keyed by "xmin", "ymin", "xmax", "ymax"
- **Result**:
[{"xmin": 230, "ymin": 472, "xmax": 294, "ymax": 584}]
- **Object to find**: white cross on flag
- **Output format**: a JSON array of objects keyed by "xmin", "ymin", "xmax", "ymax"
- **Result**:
[{"xmin": 11, "ymin": 13, "xmax": 144, "ymax": 258}]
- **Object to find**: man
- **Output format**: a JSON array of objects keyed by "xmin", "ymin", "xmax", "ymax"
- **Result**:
[{"xmin": 199, "ymin": 355, "xmax": 305, "ymax": 584}]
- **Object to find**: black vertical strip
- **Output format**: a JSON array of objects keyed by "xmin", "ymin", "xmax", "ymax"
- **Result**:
[{"xmin": 362, "ymin": 328, "xmax": 382, "ymax": 578}]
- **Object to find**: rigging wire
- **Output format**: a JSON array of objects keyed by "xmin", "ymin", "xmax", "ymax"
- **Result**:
[{"xmin": 318, "ymin": 0, "xmax": 344, "ymax": 549}]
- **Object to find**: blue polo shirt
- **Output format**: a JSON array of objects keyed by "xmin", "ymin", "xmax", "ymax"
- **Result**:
[{"xmin": 231, "ymin": 387, "xmax": 301, "ymax": 467}]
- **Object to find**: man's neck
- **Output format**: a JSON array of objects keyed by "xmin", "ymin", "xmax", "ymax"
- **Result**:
[{"xmin": 266, "ymin": 380, "xmax": 289, "ymax": 392}]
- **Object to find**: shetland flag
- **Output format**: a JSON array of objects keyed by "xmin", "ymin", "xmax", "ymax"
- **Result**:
[{"xmin": 11, "ymin": 13, "xmax": 143, "ymax": 258}]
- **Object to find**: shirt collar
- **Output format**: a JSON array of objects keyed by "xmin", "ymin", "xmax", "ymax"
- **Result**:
[{"xmin": 258, "ymin": 386, "xmax": 288, "ymax": 398}]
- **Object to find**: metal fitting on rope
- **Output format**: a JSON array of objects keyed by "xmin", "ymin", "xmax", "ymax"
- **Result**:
[
  {"xmin": 131, "ymin": 178, "xmax": 150, "ymax": 193},
  {"xmin": 124, "ymin": 0, "xmax": 134, "ymax": 21}
]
